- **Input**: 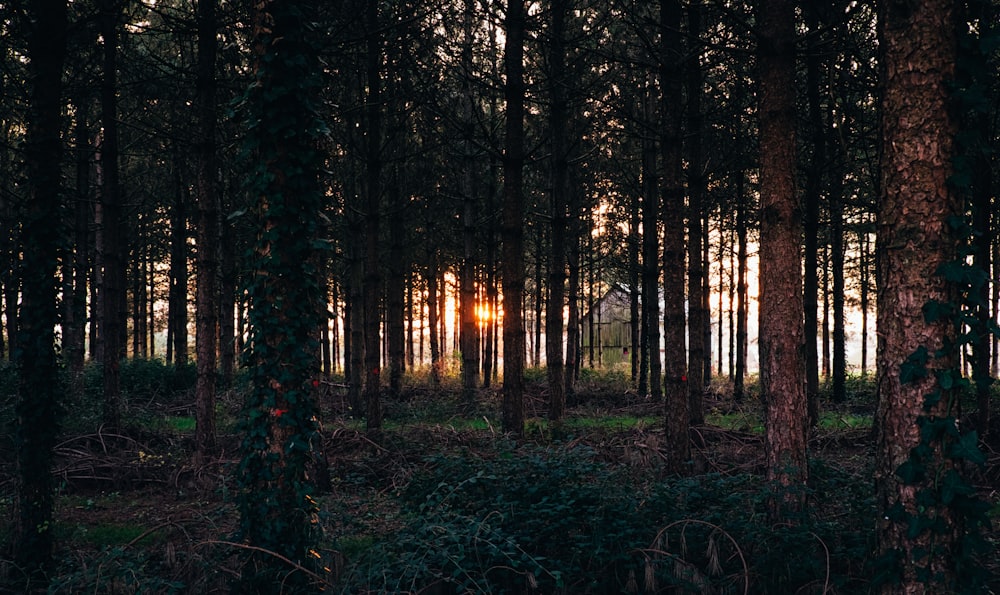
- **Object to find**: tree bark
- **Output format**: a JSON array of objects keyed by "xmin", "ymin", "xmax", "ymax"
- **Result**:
[
  {"xmin": 15, "ymin": 0, "xmax": 67, "ymax": 580},
  {"xmin": 875, "ymin": 0, "xmax": 963, "ymax": 589},
  {"xmin": 100, "ymin": 0, "xmax": 125, "ymax": 429},
  {"xmin": 640, "ymin": 81, "xmax": 660, "ymax": 400},
  {"xmin": 661, "ymin": 0, "xmax": 689, "ymax": 472},
  {"xmin": 459, "ymin": 0, "xmax": 480, "ymax": 404},
  {"xmin": 756, "ymin": 0, "xmax": 808, "ymax": 514},
  {"xmin": 194, "ymin": 0, "xmax": 220, "ymax": 458},
  {"xmin": 802, "ymin": 5, "xmax": 824, "ymax": 425},
  {"xmin": 546, "ymin": 0, "xmax": 568, "ymax": 422},
  {"xmin": 501, "ymin": 0, "xmax": 527, "ymax": 436},
  {"xmin": 363, "ymin": 0, "xmax": 383, "ymax": 435},
  {"xmin": 685, "ymin": 0, "xmax": 706, "ymax": 425}
]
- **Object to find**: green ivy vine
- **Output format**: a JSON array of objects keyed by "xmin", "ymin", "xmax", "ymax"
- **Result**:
[{"xmin": 233, "ymin": 2, "xmax": 329, "ymax": 588}]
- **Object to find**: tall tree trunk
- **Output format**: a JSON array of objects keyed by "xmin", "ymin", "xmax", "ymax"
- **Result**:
[
  {"xmin": 363, "ymin": 0, "xmax": 383, "ymax": 435},
  {"xmin": 661, "ymin": 0, "xmax": 689, "ymax": 472},
  {"xmin": 459, "ymin": 0, "xmax": 480, "ymax": 404},
  {"xmin": 829, "ymin": 129, "xmax": 846, "ymax": 404},
  {"xmin": 168, "ymin": 152, "xmax": 188, "ymax": 368},
  {"xmin": 15, "ymin": 0, "xmax": 67, "ymax": 581},
  {"xmin": 387, "ymin": 173, "xmax": 406, "ymax": 400},
  {"xmin": 802, "ymin": 5, "xmax": 824, "ymax": 425},
  {"xmin": 501, "ymin": 0, "xmax": 527, "ymax": 436},
  {"xmin": 628, "ymin": 184, "xmax": 641, "ymax": 383},
  {"xmin": 756, "ymin": 0, "xmax": 808, "ymax": 515},
  {"xmin": 194, "ymin": 0, "xmax": 219, "ymax": 458},
  {"xmin": 640, "ymin": 81, "xmax": 661, "ymax": 400},
  {"xmin": 875, "ymin": 0, "xmax": 965, "ymax": 589},
  {"xmin": 546, "ymin": 0, "xmax": 568, "ymax": 422},
  {"xmin": 565, "ymin": 190, "xmax": 581, "ymax": 399},
  {"xmin": 66, "ymin": 92, "xmax": 91, "ymax": 374},
  {"xmin": 219, "ymin": 201, "xmax": 236, "ymax": 385},
  {"xmin": 734, "ymin": 173, "xmax": 748, "ymax": 402},
  {"xmin": 685, "ymin": 0, "xmax": 706, "ymax": 425},
  {"xmin": 427, "ymin": 249, "xmax": 441, "ymax": 385},
  {"xmin": 100, "ymin": 0, "xmax": 125, "ymax": 429},
  {"xmin": 859, "ymin": 218, "xmax": 871, "ymax": 377},
  {"xmin": 238, "ymin": 0, "xmax": 325, "ymax": 579}
]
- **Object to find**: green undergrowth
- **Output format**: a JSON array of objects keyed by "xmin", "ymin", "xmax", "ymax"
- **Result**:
[
  {"xmin": 708, "ymin": 409, "xmax": 872, "ymax": 434},
  {"xmin": 336, "ymin": 442, "xmax": 876, "ymax": 593}
]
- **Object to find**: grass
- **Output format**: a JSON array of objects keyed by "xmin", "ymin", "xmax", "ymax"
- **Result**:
[{"xmin": 707, "ymin": 409, "xmax": 872, "ymax": 434}]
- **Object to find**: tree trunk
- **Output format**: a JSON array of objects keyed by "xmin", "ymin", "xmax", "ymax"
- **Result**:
[
  {"xmin": 194, "ymin": 0, "xmax": 219, "ymax": 459},
  {"xmin": 546, "ymin": 0, "xmax": 568, "ymax": 422},
  {"xmin": 501, "ymin": 0, "xmax": 527, "ymax": 436},
  {"xmin": 459, "ymin": 0, "xmax": 480, "ymax": 404},
  {"xmin": 237, "ymin": 0, "xmax": 325, "ymax": 579},
  {"xmin": 802, "ymin": 5, "xmax": 824, "ymax": 425},
  {"xmin": 875, "ymin": 0, "xmax": 964, "ymax": 589},
  {"xmin": 734, "ymin": 174, "xmax": 748, "ymax": 402},
  {"xmin": 66, "ymin": 92, "xmax": 91, "ymax": 374},
  {"xmin": 641, "ymin": 81, "xmax": 661, "ymax": 400},
  {"xmin": 363, "ymin": 0, "xmax": 383, "ymax": 435},
  {"xmin": 387, "ymin": 174, "xmax": 406, "ymax": 401},
  {"xmin": 168, "ymin": 152, "xmax": 188, "ymax": 368},
  {"xmin": 685, "ymin": 0, "xmax": 706, "ymax": 425},
  {"xmin": 661, "ymin": 0, "xmax": 689, "ymax": 472},
  {"xmin": 100, "ymin": 0, "xmax": 125, "ymax": 429},
  {"xmin": 15, "ymin": 0, "xmax": 67, "ymax": 580},
  {"xmin": 427, "ymin": 249, "xmax": 441, "ymax": 385},
  {"xmin": 565, "ymin": 192, "xmax": 581, "ymax": 399},
  {"xmin": 756, "ymin": 0, "xmax": 808, "ymax": 515}
]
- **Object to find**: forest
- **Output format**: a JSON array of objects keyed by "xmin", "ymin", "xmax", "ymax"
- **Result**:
[{"xmin": 2, "ymin": 0, "xmax": 999, "ymax": 592}]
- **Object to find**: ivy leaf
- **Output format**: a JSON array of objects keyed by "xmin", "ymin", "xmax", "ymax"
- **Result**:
[
  {"xmin": 949, "ymin": 431, "xmax": 986, "ymax": 466},
  {"xmin": 900, "ymin": 347, "xmax": 929, "ymax": 385},
  {"xmin": 896, "ymin": 459, "xmax": 924, "ymax": 484}
]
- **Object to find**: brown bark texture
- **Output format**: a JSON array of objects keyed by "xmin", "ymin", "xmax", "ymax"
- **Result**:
[
  {"xmin": 501, "ymin": 0, "xmax": 527, "ymax": 435},
  {"xmin": 756, "ymin": 0, "xmax": 808, "ymax": 507},
  {"xmin": 875, "ymin": 0, "xmax": 961, "ymax": 590}
]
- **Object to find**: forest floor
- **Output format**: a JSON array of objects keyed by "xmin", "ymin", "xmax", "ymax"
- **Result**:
[{"xmin": 2, "ymin": 364, "xmax": 999, "ymax": 593}]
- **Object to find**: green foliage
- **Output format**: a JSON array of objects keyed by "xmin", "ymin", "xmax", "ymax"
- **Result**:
[
  {"xmin": 233, "ymin": 1, "xmax": 328, "ymax": 585},
  {"xmin": 47, "ymin": 547, "xmax": 186, "ymax": 594},
  {"xmin": 340, "ymin": 445, "xmax": 875, "ymax": 593}
]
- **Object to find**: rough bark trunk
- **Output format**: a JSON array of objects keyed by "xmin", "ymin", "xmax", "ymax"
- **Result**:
[
  {"xmin": 194, "ymin": 0, "xmax": 220, "ymax": 458},
  {"xmin": 757, "ymin": 0, "xmax": 808, "ymax": 514},
  {"xmin": 100, "ymin": 0, "xmax": 125, "ymax": 429},
  {"xmin": 685, "ymin": 0, "xmax": 706, "ymax": 426},
  {"xmin": 641, "ymin": 81, "xmax": 661, "ymax": 400},
  {"xmin": 661, "ymin": 0, "xmax": 689, "ymax": 472},
  {"xmin": 501, "ymin": 0, "xmax": 527, "ymax": 436},
  {"xmin": 875, "ymin": 0, "xmax": 964, "ymax": 589},
  {"xmin": 802, "ymin": 6, "xmax": 824, "ymax": 425},
  {"xmin": 363, "ymin": 0, "xmax": 383, "ymax": 435},
  {"xmin": 546, "ymin": 0, "xmax": 568, "ymax": 422},
  {"xmin": 15, "ymin": 0, "xmax": 67, "ymax": 580}
]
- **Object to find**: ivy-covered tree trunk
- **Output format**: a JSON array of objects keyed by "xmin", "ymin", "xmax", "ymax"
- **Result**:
[
  {"xmin": 501, "ymin": 0, "xmax": 526, "ymax": 436},
  {"xmin": 14, "ymin": 0, "xmax": 67, "ymax": 583},
  {"xmin": 875, "ymin": 0, "xmax": 976, "ymax": 590},
  {"xmin": 756, "ymin": 0, "xmax": 808, "ymax": 513},
  {"xmin": 237, "ymin": 0, "xmax": 325, "ymax": 583},
  {"xmin": 194, "ymin": 0, "xmax": 219, "ymax": 459}
]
